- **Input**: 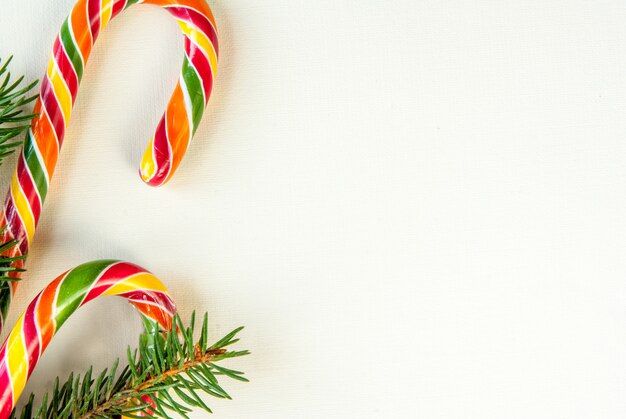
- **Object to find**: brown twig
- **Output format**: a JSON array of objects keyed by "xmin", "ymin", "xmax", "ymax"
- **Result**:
[{"xmin": 80, "ymin": 346, "xmax": 227, "ymax": 419}]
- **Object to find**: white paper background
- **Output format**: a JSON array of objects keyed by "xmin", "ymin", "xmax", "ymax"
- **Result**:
[{"xmin": 3, "ymin": 0, "xmax": 626, "ymax": 417}]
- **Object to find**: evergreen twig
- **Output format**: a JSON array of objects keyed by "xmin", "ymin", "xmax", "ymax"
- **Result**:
[
  {"xmin": 0, "ymin": 55, "xmax": 38, "ymax": 166},
  {"xmin": 0, "ymin": 58, "xmax": 250, "ymax": 419},
  {"xmin": 0, "ymin": 55, "xmax": 37, "ymax": 282},
  {"xmin": 0, "ymin": 225, "xmax": 26, "ymax": 281},
  {"xmin": 11, "ymin": 312, "xmax": 249, "ymax": 418}
]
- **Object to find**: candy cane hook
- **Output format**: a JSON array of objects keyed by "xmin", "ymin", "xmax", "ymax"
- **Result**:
[
  {"xmin": 0, "ymin": 0, "xmax": 218, "ymax": 331},
  {"xmin": 0, "ymin": 260, "xmax": 177, "ymax": 418}
]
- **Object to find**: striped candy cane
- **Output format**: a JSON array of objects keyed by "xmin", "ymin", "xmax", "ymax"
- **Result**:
[
  {"xmin": 0, "ymin": 0, "xmax": 218, "ymax": 331},
  {"xmin": 0, "ymin": 260, "xmax": 176, "ymax": 418}
]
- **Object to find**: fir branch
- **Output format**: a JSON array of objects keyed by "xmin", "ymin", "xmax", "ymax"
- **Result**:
[
  {"xmin": 12, "ymin": 312, "xmax": 250, "ymax": 419},
  {"xmin": 0, "ymin": 55, "xmax": 38, "ymax": 166},
  {"xmin": 0, "ymin": 55, "xmax": 37, "ymax": 282},
  {"xmin": 0, "ymin": 225, "xmax": 26, "ymax": 281}
]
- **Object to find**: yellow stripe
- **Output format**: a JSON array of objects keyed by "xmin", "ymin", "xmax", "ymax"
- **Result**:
[
  {"xmin": 139, "ymin": 138, "xmax": 157, "ymax": 182},
  {"xmin": 102, "ymin": 273, "xmax": 168, "ymax": 296},
  {"xmin": 47, "ymin": 59, "xmax": 72, "ymax": 123},
  {"xmin": 10, "ymin": 174, "xmax": 35, "ymax": 244},
  {"xmin": 101, "ymin": 0, "xmax": 114, "ymax": 28},
  {"xmin": 6, "ymin": 316, "xmax": 28, "ymax": 402},
  {"xmin": 178, "ymin": 21, "xmax": 218, "ymax": 78}
]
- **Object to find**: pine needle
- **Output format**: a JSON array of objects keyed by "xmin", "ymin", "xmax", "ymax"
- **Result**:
[
  {"xmin": 0, "ymin": 55, "xmax": 38, "ymax": 167},
  {"xmin": 0, "ymin": 55, "xmax": 37, "ymax": 282},
  {"xmin": 11, "ymin": 312, "xmax": 250, "ymax": 418}
]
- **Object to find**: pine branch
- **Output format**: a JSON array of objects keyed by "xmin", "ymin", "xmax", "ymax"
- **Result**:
[
  {"xmin": 11, "ymin": 312, "xmax": 250, "ymax": 419},
  {"xmin": 0, "ymin": 226, "xmax": 25, "ymax": 320},
  {"xmin": 0, "ymin": 225, "xmax": 26, "ymax": 282},
  {"xmin": 0, "ymin": 55, "xmax": 38, "ymax": 166},
  {"xmin": 0, "ymin": 55, "xmax": 37, "ymax": 283}
]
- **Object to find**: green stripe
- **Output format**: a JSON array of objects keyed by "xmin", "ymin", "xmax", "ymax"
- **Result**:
[
  {"xmin": 55, "ymin": 260, "xmax": 116, "ymax": 328},
  {"xmin": 181, "ymin": 57, "xmax": 205, "ymax": 133},
  {"xmin": 125, "ymin": 0, "xmax": 141, "ymax": 9},
  {"xmin": 24, "ymin": 132, "xmax": 48, "ymax": 202},
  {"xmin": 60, "ymin": 18, "xmax": 84, "ymax": 81},
  {"xmin": 0, "ymin": 283, "xmax": 11, "ymax": 323}
]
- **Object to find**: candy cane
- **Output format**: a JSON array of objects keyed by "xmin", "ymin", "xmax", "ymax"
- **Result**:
[
  {"xmin": 0, "ymin": 0, "xmax": 218, "ymax": 331},
  {"xmin": 0, "ymin": 259, "xmax": 176, "ymax": 418}
]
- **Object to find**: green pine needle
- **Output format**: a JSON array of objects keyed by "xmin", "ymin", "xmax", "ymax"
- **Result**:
[
  {"xmin": 0, "ymin": 55, "xmax": 38, "ymax": 282},
  {"xmin": 0, "ymin": 55, "xmax": 38, "ymax": 166},
  {"xmin": 11, "ymin": 312, "xmax": 249, "ymax": 418},
  {"xmin": 0, "ymin": 225, "xmax": 26, "ymax": 282}
]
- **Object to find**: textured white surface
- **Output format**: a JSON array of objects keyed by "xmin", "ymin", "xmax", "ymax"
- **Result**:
[{"xmin": 3, "ymin": 0, "xmax": 626, "ymax": 417}]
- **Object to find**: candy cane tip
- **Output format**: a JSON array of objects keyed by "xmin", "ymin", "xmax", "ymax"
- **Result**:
[
  {"xmin": 139, "ymin": 168, "xmax": 167, "ymax": 187},
  {"xmin": 139, "ymin": 145, "xmax": 170, "ymax": 187}
]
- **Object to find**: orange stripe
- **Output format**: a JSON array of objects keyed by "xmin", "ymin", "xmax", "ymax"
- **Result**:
[
  {"xmin": 70, "ymin": 0, "xmax": 93, "ymax": 61},
  {"xmin": 31, "ymin": 111, "xmax": 59, "ymax": 180},
  {"xmin": 36, "ymin": 276, "xmax": 63, "ymax": 351},
  {"xmin": 166, "ymin": 83, "xmax": 191, "ymax": 179},
  {"xmin": 132, "ymin": 302, "xmax": 171, "ymax": 329}
]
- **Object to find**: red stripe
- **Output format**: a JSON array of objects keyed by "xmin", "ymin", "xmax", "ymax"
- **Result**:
[
  {"xmin": 168, "ymin": 6, "xmax": 219, "ymax": 56},
  {"xmin": 4, "ymin": 198, "xmax": 28, "ymax": 254},
  {"xmin": 185, "ymin": 37, "xmax": 213, "ymax": 101},
  {"xmin": 88, "ymin": 0, "xmax": 102, "ymax": 40},
  {"xmin": 100, "ymin": 262, "xmax": 146, "ymax": 281},
  {"xmin": 83, "ymin": 262, "xmax": 146, "ymax": 303},
  {"xmin": 53, "ymin": 37, "xmax": 79, "ymax": 100},
  {"xmin": 0, "ymin": 357, "xmax": 12, "ymax": 419},
  {"xmin": 111, "ymin": 0, "xmax": 127, "ymax": 18},
  {"xmin": 22, "ymin": 302, "xmax": 41, "ymax": 376},
  {"xmin": 16, "ymin": 156, "xmax": 42, "ymax": 227},
  {"xmin": 126, "ymin": 291, "xmax": 176, "ymax": 313},
  {"xmin": 40, "ymin": 77, "xmax": 66, "ymax": 146},
  {"xmin": 148, "ymin": 117, "xmax": 171, "ymax": 186}
]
